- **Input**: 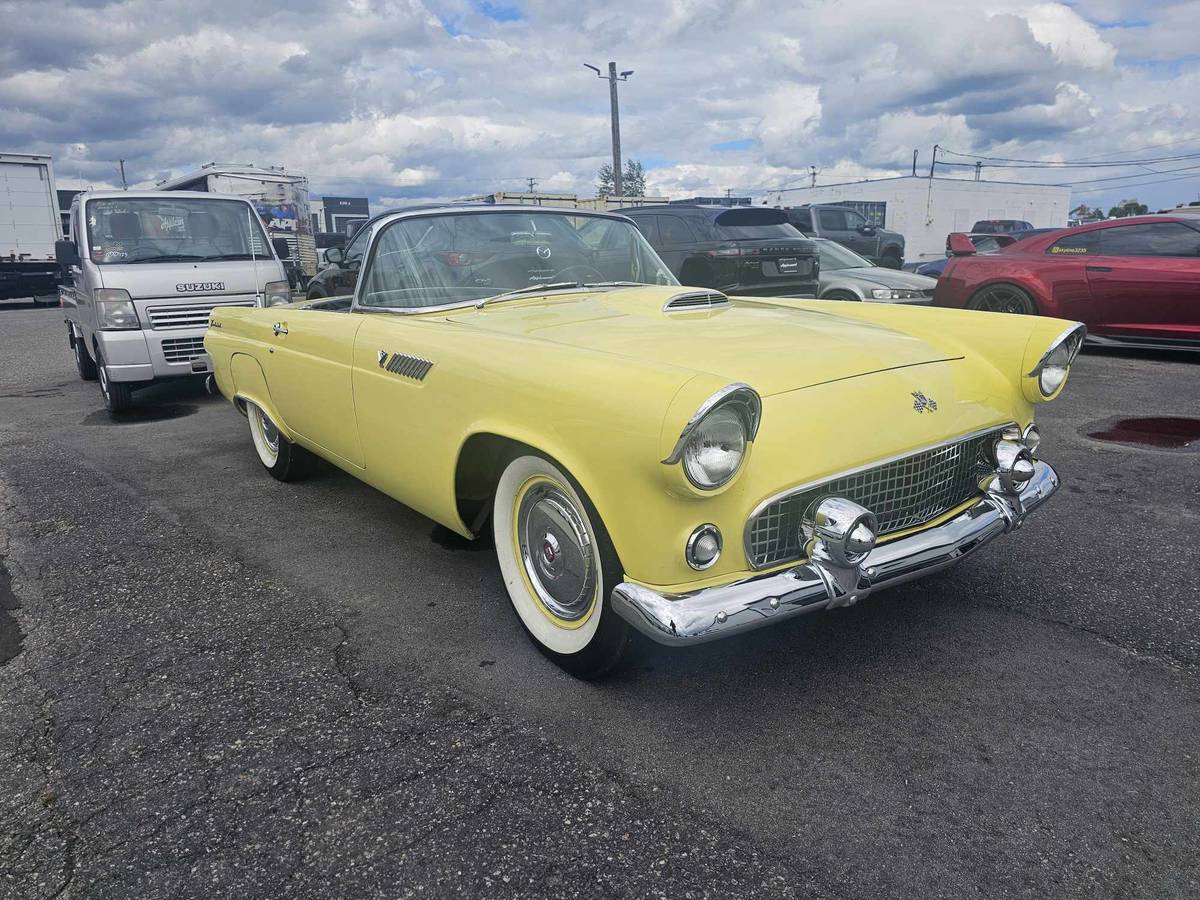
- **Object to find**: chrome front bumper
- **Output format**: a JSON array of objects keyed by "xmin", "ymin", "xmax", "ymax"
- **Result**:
[{"xmin": 611, "ymin": 460, "xmax": 1058, "ymax": 646}]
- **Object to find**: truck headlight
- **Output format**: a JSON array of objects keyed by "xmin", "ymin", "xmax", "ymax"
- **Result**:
[
  {"xmin": 264, "ymin": 281, "xmax": 291, "ymax": 308},
  {"xmin": 1025, "ymin": 323, "xmax": 1086, "ymax": 400},
  {"xmin": 663, "ymin": 384, "xmax": 762, "ymax": 491},
  {"xmin": 94, "ymin": 288, "xmax": 140, "ymax": 330}
]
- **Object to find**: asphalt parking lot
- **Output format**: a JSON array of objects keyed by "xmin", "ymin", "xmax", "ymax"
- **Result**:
[{"xmin": 1, "ymin": 300, "xmax": 1198, "ymax": 898}]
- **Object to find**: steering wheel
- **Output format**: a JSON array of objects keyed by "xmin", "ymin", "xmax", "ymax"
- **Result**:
[{"xmin": 551, "ymin": 265, "xmax": 606, "ymax": 283}]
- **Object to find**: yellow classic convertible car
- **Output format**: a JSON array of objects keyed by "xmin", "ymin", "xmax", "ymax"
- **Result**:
[{"xmin": 204, "ymin": 205, "xmax": 1082, "ymax": 678}]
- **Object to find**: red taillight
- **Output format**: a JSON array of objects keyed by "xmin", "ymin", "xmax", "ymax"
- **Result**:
[{"xmin": 706, "ymin": 246, "xmax": 759, "ymax": 257}]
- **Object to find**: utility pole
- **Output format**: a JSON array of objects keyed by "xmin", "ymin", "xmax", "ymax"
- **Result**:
[
  {"xmin": 118, "ymin": 159, "xmax": 128, "ymax": 190},
  {"xmin": 912, "ymin": 149, "xmax": 918, "ymax": 176},
  {"xmin": 809, "ymin": 165, "xmax": 818, "ymax": 188},
  {"xmin": 974, "ymin": 161, "xmax": 982, "ymax": 182},
  {"xmin": 928, "ymin": 144, "xmax": 939, "ymax": 180},
  {"xmin": 526, "ymin": 176, "xmax": 538, "ymax": 193},
  {"xmin": 584, "ymin": 61, "xmax": 634, "ymax": 197}
]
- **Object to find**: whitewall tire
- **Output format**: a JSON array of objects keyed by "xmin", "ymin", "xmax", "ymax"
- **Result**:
[
  {"xmin": 493, "ymin": 454, "xmax": 628, "ymax": 678},
  {"xmin": 245, "ymin": 400, "xmax": 313, "ymax": 482}
]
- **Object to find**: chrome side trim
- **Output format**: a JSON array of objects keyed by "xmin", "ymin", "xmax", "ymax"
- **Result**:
[
  {"xmin": 1025, "ymin": 321, "xmax": 1087, "ymax": 377},
  {"xmin": 742, "ymin": 421, "xmax": 1015, "ymax": 569},
  {"xmin": 612, "ymin": 459, "xmax": 1058, "ymax": 646},
  {"xmin": 661, "ymin": 383, "xmax": 763, "ymax": 465},
  {"xmin": 380, "ymin": 352, "xmax": 434, "ymax": 381}
]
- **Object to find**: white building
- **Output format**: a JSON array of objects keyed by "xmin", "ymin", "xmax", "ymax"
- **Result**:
[{"xmin": 776, "ymin": 175, "xmax": 1072, "ymax": 261}]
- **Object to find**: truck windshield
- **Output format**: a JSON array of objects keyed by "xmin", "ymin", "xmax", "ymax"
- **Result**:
[
  {"xmin": 85, "ymin": 198, "xmax": 271, "ymax": 264},
  {"xmin": 359, "ymin": 210, "xmax": 677, "ymax": 310}
]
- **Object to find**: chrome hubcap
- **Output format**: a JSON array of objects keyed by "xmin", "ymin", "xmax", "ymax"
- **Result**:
[
  {"xmin": 518, "ymin": 483, "xmax": 595, "ymax": 621},
  {"xmin": 257, "ymin": 408, "xmax": 280, "ymax": 454}
]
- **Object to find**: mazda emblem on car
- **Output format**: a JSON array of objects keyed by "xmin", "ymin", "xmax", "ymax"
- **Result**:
[
  {"xmin": 536, "ymin": 245, "xmax": 551, "ymax": 259},
  {"xmin": 911, "ymin": 391, "xmax": 938, "ymax": 413}
]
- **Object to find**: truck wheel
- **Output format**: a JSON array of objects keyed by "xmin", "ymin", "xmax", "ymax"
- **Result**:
[
  {"xmin": 72, "ymin": 329, "xmax": 97, "ymax": 381},
  {"xmin": 492, "ymin": 454, "xmax": 629, "ymax": 679},
  {"xmin": 880, "ymin": 249, "xmax": 902, "ymax": 269},
  {"xmin": 96, "ymin": 346, "xmax": 135, "ymax": 413},
  {"xmin": 246, "ymin": 401, "xmax": 314, "ymax": 482}
]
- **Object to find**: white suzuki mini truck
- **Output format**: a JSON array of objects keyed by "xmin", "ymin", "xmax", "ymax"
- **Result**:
[{"xmin": 57, "ymin": 191, "xmax": 292, "ymax": 413}]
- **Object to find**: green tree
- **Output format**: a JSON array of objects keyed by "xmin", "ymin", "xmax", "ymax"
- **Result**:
[
  {"xmin": 596, "ymin": 159, "xmax": 647, "ymax": 198},
  {"xmin": 1107, "ymin": 198, "xmax": 1148, "ymax": 218}
]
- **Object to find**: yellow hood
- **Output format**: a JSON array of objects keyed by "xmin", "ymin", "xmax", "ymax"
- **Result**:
[{"xmin": 444, "ymin": 286, "xmax": 958, "ymax": 397}]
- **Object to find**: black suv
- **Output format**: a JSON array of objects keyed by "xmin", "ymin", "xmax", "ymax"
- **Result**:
[{"xmin": 618, "ymin": 205, "xmax": 819, "ymax": 297}]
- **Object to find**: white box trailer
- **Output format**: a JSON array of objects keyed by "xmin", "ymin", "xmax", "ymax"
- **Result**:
[
  {"xmin": 156, "ymin": 163, "xmax": 317, "ymax": 279},
  {"xmin": 776, "ymin": 175, "xmax": 1072, "ymax": 261},
  {"xmin": 0, "ymin": 152, "xmax": 62, "ymax": 302}
]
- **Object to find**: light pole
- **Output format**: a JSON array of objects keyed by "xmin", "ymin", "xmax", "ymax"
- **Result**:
[{"xmin": 584, "ymin": 62, "xmax": 633, "ymax": 197}]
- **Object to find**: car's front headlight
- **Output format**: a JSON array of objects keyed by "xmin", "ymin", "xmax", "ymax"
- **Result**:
[
  {"xmin": 1025, "ymin": 323, "xmax": 1086, "ymax": 400},
  {"xmin": 264, "ymin": 281, "xmax": 291, "ymax": 308},
  {"xmin": 871, "ymin": 288, "xmax": 924, "ymax": 300},
  {"xmin": 663, "ymin": 384, "xmax": 762, "ymax": 491},
  {"xmin": 94, "ymin": 288, "xmax": 140, "ymax": 329}
]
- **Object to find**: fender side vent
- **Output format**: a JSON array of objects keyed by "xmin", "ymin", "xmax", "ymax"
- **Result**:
[
  {"xmin": 663, "ymin": 290, "xmax": 729, "ymax": 311},
  {"xmin": 379, "ymin": 351, "xmax": 433, "ymax": 381}
]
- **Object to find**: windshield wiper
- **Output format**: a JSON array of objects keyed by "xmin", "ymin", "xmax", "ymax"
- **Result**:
[
  {"xmin": 475, "ymin": 281, "xmax": 582, "ymax": 310},
  {"xmin": 198, "ymin": 253, "xmax": 260, "ymax": 261},
  {"xmin": 123, "ymin": 254, "xmax": 207, "ymax": 264}
]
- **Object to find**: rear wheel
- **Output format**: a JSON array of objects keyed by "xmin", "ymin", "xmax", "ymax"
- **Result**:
[
  {"xmin": 492, "ymin": 455, "xmax": 628, "ymax": 679},
  {"xmin": 880, "ymin": 249, "xmax": 902, "ymax": 269},
  {"xmin": 96, "ymin": 346, "xmax": 135, "ymax": 413},
  {"xmin": 822, "ymin": 291, "xmax": 861, "ymax": 302},
  {"xmin": 246, "ymin": 401, "xmax": 314, "ymax": 481},
  {"xmin": 968, "ymin": 284, "xmax": 1038, "ymax": 316}
]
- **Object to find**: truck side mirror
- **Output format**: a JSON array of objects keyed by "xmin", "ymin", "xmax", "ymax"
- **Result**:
[
  {"xmin": 272, "ymin": 237, "xmax": 292, "ymax": 260},
  {"xmin": 55, "ymin": 239, "xmax": 80, "ymax": 269},
  {"xmin": 858, "ymin": 224, "xmax": 877, "ymax": 236},
  {"xmin": 324, "ymin": 246, "xmax": 344, "ymax": 265}
]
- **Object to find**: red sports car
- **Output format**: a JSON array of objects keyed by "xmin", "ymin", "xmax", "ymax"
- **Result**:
[{"xmin": 934, "ymin": 215, "xmax": 1200, "ymax": 350}]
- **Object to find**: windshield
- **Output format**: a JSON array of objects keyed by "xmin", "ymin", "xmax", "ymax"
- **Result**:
[
  {"xmin": 359, "ymin": 210, "xmax": 677, "ymax": 310},
  {"xmin": 815, "ymin": 240, "xmax": 872, "ymax": 270},
  {"xmin": 85, "ymin": 197, "xmax": 271, "ymax": 264}
]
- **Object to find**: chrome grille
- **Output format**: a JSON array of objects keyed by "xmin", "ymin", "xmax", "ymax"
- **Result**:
[
  {"xmin": 745, "ymin": 428, "xmax": 1003, "ymax": 569},
  {"xmin": 145, "ymin": 299, "xmax": 254, "ymax": 329},
  {"xmin": 161, "ymin": 337, "xmax": 207, "ymax": 364}
]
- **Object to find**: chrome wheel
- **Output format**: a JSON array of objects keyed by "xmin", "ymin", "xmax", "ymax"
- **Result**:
[
  {"xmin": 970, "ymin": 285, "xmax": 1036, "ymax": 315},
  {"xmin": 517, "ymin": 482, "xmax": 596, "ymax": 623}
]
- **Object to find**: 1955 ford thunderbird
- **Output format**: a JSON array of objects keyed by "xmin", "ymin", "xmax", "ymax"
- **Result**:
[{"xmin": 204, "ymin": 205, "xmax": 1083, "ymax": 678}]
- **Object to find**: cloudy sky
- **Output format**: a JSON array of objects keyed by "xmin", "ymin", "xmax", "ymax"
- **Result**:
[{"xmin": 2, "ymin": 0, "xmax": 1199, "ymax": 214}]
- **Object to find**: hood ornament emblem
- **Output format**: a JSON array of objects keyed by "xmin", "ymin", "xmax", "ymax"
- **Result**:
[{"xmin": 911, "ymin": 391, "xmax": 938, "ymax": 413}]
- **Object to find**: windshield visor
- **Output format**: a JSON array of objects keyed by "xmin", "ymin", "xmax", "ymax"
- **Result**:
[
  {"xmin": 85, "ymin": 198, "xmax": 271, "ymax": 264},
  {"xmin": 359, "ymin": 211, "xmax": 677, "ymax": 309}
]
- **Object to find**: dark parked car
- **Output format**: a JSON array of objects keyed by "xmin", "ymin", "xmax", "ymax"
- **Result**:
[
  {"xmin": 903, "ymin": 233, "xmax": 1020, "ymax": 278},
  {"xmin": 781, "ymin": 204, "xmax": 906, "ymax": 268},
  {"xmin": 307, "ymin": 215, "xmax": 377, "ymax": 299},
  {"xmin": 971, "ymin": 219, "xmax": 1034, "ymax": 234},
  {"xmin": 934, "ymin": 215, "xmax": 1200, "ymax": 350},
  {"xmin": 618, "ymin": 205, "xmax": 819, "ymax": 297}
]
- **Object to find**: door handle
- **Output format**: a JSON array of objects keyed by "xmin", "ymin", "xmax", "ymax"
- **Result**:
[
  {"xmin": 1085, "ymin": 265, "xmax": 1113, "ymax": 272},
  {"xmin": 272, "ymin": 322, "xmax": 288, "ymax": 336}
]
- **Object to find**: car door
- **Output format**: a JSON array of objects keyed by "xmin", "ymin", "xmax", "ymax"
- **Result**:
[
  {"xmin": 655, "ymin": 214, "xmax": 700, "ymax": 283},
  {"xmin": 264, "ymin": 307, "xmax": 366, "ymax": 467},
  {"xmin": 840, "ymin": 208, "xmax": 879, "ymax": 259},
  {"xmin": 1083, "ymin": 222, "xmax": 1200, "ymax": 339},
  {"xmin": 816, "ymin": 207, "xmax": 861, "ymax": 257}
]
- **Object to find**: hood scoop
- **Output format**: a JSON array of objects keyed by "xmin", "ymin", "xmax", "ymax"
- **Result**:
[{"xmin": 663, "ymin": 290, "xmax": 729, "ymax": 312}]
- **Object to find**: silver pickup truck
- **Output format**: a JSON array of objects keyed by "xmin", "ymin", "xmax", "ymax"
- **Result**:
[{"xmin": 57, "ymin": 190, "xmax": 292, "ymax": 413}]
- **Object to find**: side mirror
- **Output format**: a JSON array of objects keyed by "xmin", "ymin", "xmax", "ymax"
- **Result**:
[
  {"xmin": 55, "ymin": 239, "xmax": 79, "ymax": 269},
  {"xmin": 947, "ymin": 233, "xmax": 977, "ymax": 257},
  {"xmin": 272, "ymin": 237, "xmax": 292, "ymax": 260},
  {"xmin": 324, "ymin": 246, "xmax": 344, "ymax": 265},
  {"xmin": 858, "ymin": 224, "xmax": 877, "ymax": 236}
]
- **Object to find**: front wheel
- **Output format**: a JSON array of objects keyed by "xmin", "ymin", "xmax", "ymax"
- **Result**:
[
  {"xmin": 880, "ymin": 250, "xmax": 902, "ymax": 269},
  {"xmin": 246, "ymin": 401, "xmax": 314, "ymax": 481},
  {"xmin": 968, "ymin": 284, "xmax": 1038, "ymax": 316},
  {"xmin": 492, "ymin": 455, "xmax": 628, "ymax": 679},
  {"xmin": 73, "ymin": 330, "xmax": 97, "ymax": 381},
  {"xmin": 96, "ymin": 346, "xmax": 135, "ymax": 413}
]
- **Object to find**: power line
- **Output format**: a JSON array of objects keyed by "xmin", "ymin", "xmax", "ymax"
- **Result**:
[
  {"xmin": 1055, "ymin": 162, "xmax": 1200, "ymax": 187},
  {"xmin": 1072, "ymin": 171, "xmax": 1200, "ymax": 195},
  {"xmin": 937, "ymin": 147, "xmax": 1200, "ymax": 169}
]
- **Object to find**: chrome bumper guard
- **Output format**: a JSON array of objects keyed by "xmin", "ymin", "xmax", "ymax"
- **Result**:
[{"xmin": 611, "ymin": 460, "xmax": 1058, "ymax": 646}]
